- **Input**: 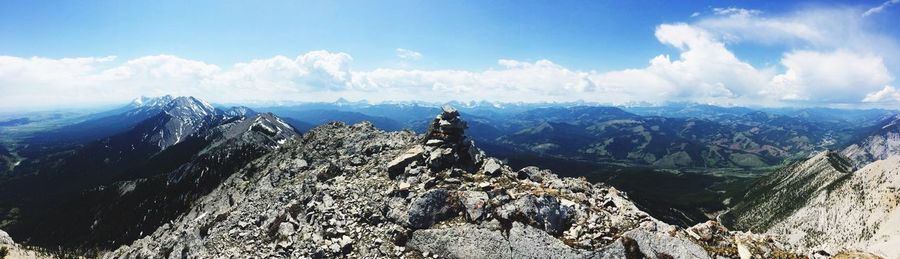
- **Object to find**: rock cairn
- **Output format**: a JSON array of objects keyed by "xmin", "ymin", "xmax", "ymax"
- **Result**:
[{"xmin": 424, "ymin": 105, "xmax": 467, "ymax": 147}]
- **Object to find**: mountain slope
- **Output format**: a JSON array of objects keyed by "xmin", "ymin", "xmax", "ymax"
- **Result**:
[
  {"xmin": 20, "ymin": 95, "xmax": 176, "ymax": 150},
  {"xmin": 842, "ymin": 115, "xmax": 900, "ymax": 170},
  {"xmin": 0, "ymin": 97, "xmax": 300, "ymax": 249},
  {"xmin": 32, "ymin": 96, "xmax": 223, "ymax": 187},
  {"xmin": 764, "ymin": 156, "xmax": 900, "ymax": 257},
  {"xmin": 58, "ymin": 113, "xmax": 299, "ymax": 248},
  {"xmin": 723, "ymin": 116, "xmax": 900, "ymax": 257},
  {"xmin": 721, "ymin": 151, "xmax": 852, "ymax": 232}
]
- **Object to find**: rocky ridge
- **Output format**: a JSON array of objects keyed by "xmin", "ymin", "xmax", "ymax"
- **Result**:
[
  {"xmin": 724, "ymin": 115, "xmax": 900, "ymax": 258},
  {"xmin": 765, "ymin": 156, "xmax": 900, "ymax": 257},
  {"xmin": 106, "ymin": 107, "xmax": 800, "ymax": 258},
  {"xmin": 723, "ymin": 151, "xmax": 852, "ymax": 233},
  {"xmin": 842, "ymin": 115, "xmax": 900, "ymax": 170},
  {"xmin": 0, "ymin": 99, "xmax": 302, "ymax": 250}
]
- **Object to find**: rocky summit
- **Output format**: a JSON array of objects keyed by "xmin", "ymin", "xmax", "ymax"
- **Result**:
[{"xmin": 104, "ymin": 107, "xmax": 800, "ymax": 259}]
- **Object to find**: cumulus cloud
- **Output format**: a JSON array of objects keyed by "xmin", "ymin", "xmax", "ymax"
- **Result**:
[
  {"xmin": 588, "ymin": 24, "xmax": 773, "ymax": 105},
  {"xmin": 349, "ymin": 59, "xmax": 597, "ymax": 102},
  {"xmin": 0, "ymin": 5, "xmax": 898, "ymax": 110},
  {"xmin": 770, "ymin": 50, "xmax": 893, "ymax": 101},
  {"xmin": 396, "ymin": 48, "xmax": 423, "ymax": 61},
  {"xmin": 863, "ymin": 86, "xmax": 900, "ymax": 103}
]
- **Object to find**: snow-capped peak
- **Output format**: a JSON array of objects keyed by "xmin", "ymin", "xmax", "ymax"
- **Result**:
[
  {"xmin": 164, "ymin": 96, "xmax": 217, "ymax": 117},
  {"xmin": 131, "ymin": 95, "xmax": 175, "ymax": 108}
]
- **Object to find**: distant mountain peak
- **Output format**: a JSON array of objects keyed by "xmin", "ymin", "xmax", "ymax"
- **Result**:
[
  {"xmin": 223, "ymin": 106, "xmax": 257, "ymax": 117},
  {"xmin": 126, "ymin": 96, "xmax": 223, "ymax": 149},
  {"xmin": 168, "ymin": 96, "xmax": 213, "ymax": 110},
  {"xmin": 131, "ymin": 95, "xmax": 174, "ymax": 108},
  {"xmin": 883, "ymin": 115, "xmax": 900, "ymax": 129}
]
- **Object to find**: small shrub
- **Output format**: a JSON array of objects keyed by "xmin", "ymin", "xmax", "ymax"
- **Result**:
[{"xmin": 0, "ymin": 246, "xmax": 9, "ymax": 258}]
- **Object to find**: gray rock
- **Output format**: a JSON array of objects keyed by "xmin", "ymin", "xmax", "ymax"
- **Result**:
[
  {"xmin": 426, "ymin": 147, "xmax": 458, "ymax": 171},
  {"xmin": 277, "ymin": 222, "xmax": 296, "ymax": 238},
  {"xmin": 315, "ymin": 163, "xmax": 342, "ymax": 181},
  {"xmin": 461, "ymin": 191, "xmax": 489, "ymax": 221},
  {"xmin": 408, "ymin": 189, "xmax": 456, "ymax": 229},
  {"xmin": 387, "ymin": 145, "xmax": 425, "ymax": 179},
  {"xmin": 349, "ymin": 155, "xmax": 365, "ymax": 166},
  {"xmin": 517, "ymin": 166, "xmax": 545, "ymax": 182},
  {"xmin": 0, "ymin": 229, "xmax": 14, "ymax": 245},
  {"xmin": 500, "ymin": 194, "xmax": 575, "ymax": 236},
  {"xmin": 482, "ymin": 158, "xmax": 502, "ymax": 176},
  {"xmin": 407, "ymin": 222, "xmax": 596, "ymax": 259},
  {"xmin": 620, "ymin": 229, "xmax": 712, "ymax": 259}
]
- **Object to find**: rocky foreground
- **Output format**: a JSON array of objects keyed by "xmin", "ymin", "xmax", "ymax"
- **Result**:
[
  {"xmin": 106, "ymin": 107, "xmax": 801, "ymax": 258},
  {"xmin": 1, "ymin": 229, "xmax": 46, "ymax": 258}
]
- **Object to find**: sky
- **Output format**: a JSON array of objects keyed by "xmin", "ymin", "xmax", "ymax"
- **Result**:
[{"xmin": 2, "ymin": 0, "xmax": 900, "ymax": 110}]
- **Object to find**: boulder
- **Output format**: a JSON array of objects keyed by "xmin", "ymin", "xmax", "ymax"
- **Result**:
[
  {"xmin": 387, "ymin": 145, "xmax": 425, "ymax": 179},
  {"xmin": 0, "ymin": 229, "xmax": 13, "ymax": 245},
  {"xmin": 461, "ymin": 191, "xmax": 490, "ymax": 221},
  {"xmin": 498, "ymin": 194, "xmax": 574, "ymax": 236},
  {"xmin": 408, "ymin": 189, "xmax": 456, "ymax": 229},
  {"xmin": 516, "ymin": 166, "xmax": 545, "ymax": 182},
  {"xmin": 619, "ymin": 229, "xmax": 712, "ymax": 259},
  {"xmin": 685, "ymin": 220, "xmax": 729, "ymax": 243},
  {"xmin": 482, "ymin": 158, "xmax": 503, "ymax": 176},
  {"xmin": 277, "ymin": 222, "xmax": 295, "ymax": 239}
]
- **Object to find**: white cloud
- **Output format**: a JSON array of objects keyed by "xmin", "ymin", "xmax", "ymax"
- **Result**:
[
  {"xmin": 0, "ymin": 5, "xmax": 898, "ymax": 110},
  {"xmin": 349, "ymin": 59, "xmax": 597, "ymax": 102},
  {"xmin": 697, "ymin": 8, "xmax": 823, "ymax": 45},
  {"xmin": 396, "ymin": 48, "xmax": 423, "ymax": 61},
  {"xmin": 712, "ymin": 7, "xmax": 762, "ymax": 18},
  {"xmin": 864, "ymin": 0, "xmax": 900, "ymax": 17},
  {"xmin": 863, "ymin": 85, "xmax": 900, "ymax": 103},
  {"xmin": 770, "ymin": 50, "xmax": 893, "ymax": 102},
  {"xmin": 588, "ymin": 24, "xmax": 774, "ymax": 105}
]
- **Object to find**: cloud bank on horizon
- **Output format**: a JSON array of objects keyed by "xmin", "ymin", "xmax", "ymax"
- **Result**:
[{"xmin": 1, "ymin": 3, "xmax": 900, "ymax": 110}]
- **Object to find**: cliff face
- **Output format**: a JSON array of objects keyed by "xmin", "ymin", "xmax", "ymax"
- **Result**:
[{"xmin": 105, "ymin": 108, "xmax": 800, "ymax": 259}]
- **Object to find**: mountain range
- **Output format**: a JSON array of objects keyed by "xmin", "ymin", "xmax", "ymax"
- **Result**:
[
  {"xmin": 0, "ymin": 96, "xmax": 897, "ymax": 258},
  {"xmin": 0, "ymin": 96, "xmax": 299, "ymax": 250}
]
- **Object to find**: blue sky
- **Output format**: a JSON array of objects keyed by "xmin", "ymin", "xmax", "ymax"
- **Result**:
[
  {"xmin": 1, "ymin": 0, "xmax": 900, "ymax": 110},
  {"xmin": 0, "ymin": 0, "xmax": 839, "ymax": 70}
]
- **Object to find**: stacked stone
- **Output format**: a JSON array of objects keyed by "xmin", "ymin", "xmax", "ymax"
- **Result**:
[
  {"xmin": 424, "ymin": 105, "xmax": 467, "ymax": 148},
  {"xmin": 419, "ymin": 105, "xmax": 485, "ymax": 173}
]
